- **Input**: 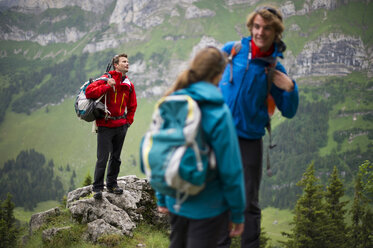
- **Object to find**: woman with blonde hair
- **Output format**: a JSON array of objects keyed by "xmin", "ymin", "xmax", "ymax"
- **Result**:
[{"xmin": 156, "ymin": 46, "xmax": 246, "ymax": 248}]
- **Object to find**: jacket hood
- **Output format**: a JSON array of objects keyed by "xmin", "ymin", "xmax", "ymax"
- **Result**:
[{"xmin": 174, "ymin": 81, "xmax": 224, "ymax": 105}]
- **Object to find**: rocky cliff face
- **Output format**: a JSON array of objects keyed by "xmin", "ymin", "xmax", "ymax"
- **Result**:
[
  {"xmin": 283, "ymin": 33, "xmax": 373, "ymax": 79},
  {"xmin": 0, "ymin": 0, "xmax": 372, "ymax": 97},
  {"xmin": 0, "ymin": 25, "xmax": 87, "ymax": 46},
  {"xmin": 4, "ymin": 0, "xmax": 114, "ymax": 14},
  {"xmin": 1, "ymin": 0, "xmax": 351, "ymax": 47}
]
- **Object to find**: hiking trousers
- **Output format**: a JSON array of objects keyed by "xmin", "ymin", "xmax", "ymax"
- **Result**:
[
  {"xmin": 93, "ymin": 125, "xmax": 128, "ymax": 192},
  {"xmin": 217, "ymin": 138, "xmax": 262, "ymax": 248},
  {"xmin": 169, "ymin": 211, "xmax": 229, "ymax": 248}
]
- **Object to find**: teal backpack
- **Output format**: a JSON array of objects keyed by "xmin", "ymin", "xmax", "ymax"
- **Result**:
[{"xmin": 140, "ymin": 94, "xmax": 215, "ymax": 212}]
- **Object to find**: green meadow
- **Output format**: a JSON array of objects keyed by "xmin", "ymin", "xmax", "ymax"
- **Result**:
[{"xmin": 0, "ymin": 96, "xmax": 157, "ymax": 188}]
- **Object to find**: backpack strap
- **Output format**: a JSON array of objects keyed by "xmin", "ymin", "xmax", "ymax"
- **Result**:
[
  {"xmin": 228, "ymin": 41, "xmax": 242, "ymax": 83},
  {"xmin": 228, "ymin": 41, "xmax": 253, "ymax": 83},
  {"xmin": 264, "ymin": 59, "xmax": 277, "ymax": 177},
  {"xmin": 90, "ymin": 72, "xmax": 113, "ymax": 122},
  {"xmin": 100, "ymin": 73, "xmax": 113, "ymax": 120}
]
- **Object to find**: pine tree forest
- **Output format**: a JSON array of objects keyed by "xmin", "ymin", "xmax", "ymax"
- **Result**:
[{"xmin": 281, "ymin": 161, "xmax": 373, "ymax": 248}]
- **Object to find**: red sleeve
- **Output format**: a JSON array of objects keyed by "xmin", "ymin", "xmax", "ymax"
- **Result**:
[
  {"xmin": 85, "ymin": 75, "xmax": 112, "ymax": 99},
  {"xmin": 126, "ymin": 83, "xmax": 137, "ymax": 125}
]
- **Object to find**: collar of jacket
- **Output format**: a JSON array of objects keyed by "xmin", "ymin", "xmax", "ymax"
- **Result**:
[
  {"xmin": 243, "ymin": 36, "xmax": 284, "ymax": 60},
  {"xmin": 173, "ymin": 81, "xmax": 224, "ymax": 105},
  {"xmin": 109, "ymin": 70, "xmax": 127, "ymax": 82}
]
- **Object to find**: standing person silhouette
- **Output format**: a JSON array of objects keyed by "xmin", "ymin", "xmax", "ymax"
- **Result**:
[{"xmin": 218, "ymin": 6, "xmax": 299, "ymax": 248}]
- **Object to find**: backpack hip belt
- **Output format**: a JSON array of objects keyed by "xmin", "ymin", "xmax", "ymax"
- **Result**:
[{"xmin": 105, "ymin": 112, "xmax": 127, "ymax": 121}]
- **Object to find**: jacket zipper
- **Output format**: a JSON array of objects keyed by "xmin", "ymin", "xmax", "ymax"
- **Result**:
[{"xmin": 120, "ymin": 93, "xmax": 126, "ymax": 113}]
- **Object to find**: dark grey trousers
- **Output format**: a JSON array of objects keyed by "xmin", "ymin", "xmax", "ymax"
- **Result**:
[
  {"xmin": 169, "ymin": 211, "xmax": 230, "ymax": 248},
  {"xmin": 92, "ymin": 125, "xmax": 128, "ymax": 192},
  {"xmin": 218, "ymin": 138, "xmax": 263, "ymax": 248}
]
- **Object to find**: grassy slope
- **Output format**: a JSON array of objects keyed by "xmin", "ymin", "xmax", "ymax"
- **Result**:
[
  {"xmin": 262, "ymin": 207, "xmax": 292, "ymax": 246},
  {"xmin": 21, "ymin": 206, "xmax": 292, "ymax": 248},
  {"xmin": 317, "ymin": 72, "xmax": 373, "ymax": 156},
  {"xmin": 0, "ymin": 96, "xmax": 156, "ymax": 187}
]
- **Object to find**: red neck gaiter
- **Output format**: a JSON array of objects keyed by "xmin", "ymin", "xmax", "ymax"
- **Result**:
[{"xmin": 251, "ymin": 39, "xmax": 274, "ymax": 59}]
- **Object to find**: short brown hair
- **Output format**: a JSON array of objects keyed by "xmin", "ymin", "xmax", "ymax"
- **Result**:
[
  {"xmin": 246, "ymin": 5, "xmax": 284, "ymax": 42},
  {"xmin": 112, "ymin": 53, "xmax": 128, "ymax": 67}
]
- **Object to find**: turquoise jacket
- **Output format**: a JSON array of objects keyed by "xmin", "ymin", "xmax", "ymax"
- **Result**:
[
  {"xmin": 219, "ymin": 36, "xmax": 299, "ymax": 139},
  {"xmin": 156, "ymin": 81, "xmax": 246, "ymax": 224}
]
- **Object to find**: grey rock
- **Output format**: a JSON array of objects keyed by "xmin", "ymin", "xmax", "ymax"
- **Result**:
[
  {"xmin": 29, "ymin": 176, "xmax": 167, "ymax": 244},
  {"xmin": 68, "ymin": 192, "xmax": 136, "ymax": 236},
  {"xmin": 65, "ymin": 175, "xmax": 166, "ymax": 242},
  {"xmin": 29, "ymin": 207, "xmax": 60, "ymax": 235},
  {"xmin": 83, "ymin": 219, "xmax": 123, "ymax": 242}
]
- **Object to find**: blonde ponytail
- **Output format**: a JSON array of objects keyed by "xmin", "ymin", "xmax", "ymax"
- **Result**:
[{"xmin": 164, "ymin": 47, "xmax": 227, "ymax": 96}]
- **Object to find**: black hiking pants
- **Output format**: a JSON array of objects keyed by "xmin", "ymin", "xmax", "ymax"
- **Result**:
[
  {"xmin": 93, "ymin": 125, "xmax": 128, "ymax": 192},
  {"xmin": 218, "ymin": 138, "xmax": 263, "ymax": 248},
  {"xmin": 169, "ymin": 211, "xmax": 229, "ymax": 248}
]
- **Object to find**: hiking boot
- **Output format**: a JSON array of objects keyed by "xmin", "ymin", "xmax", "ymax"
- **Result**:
[
  {"xmin": 93, "ymin": 190, "xmax": 103, "ymax": 200},
  {"xmin": 107, "ymin": 186, "xmax": 123, "ymax": 195}
]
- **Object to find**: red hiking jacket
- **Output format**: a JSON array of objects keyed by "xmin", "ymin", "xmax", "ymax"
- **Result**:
[{"xmin": 85, "ymin": 70, "xmax": 137, "ymax": 128}]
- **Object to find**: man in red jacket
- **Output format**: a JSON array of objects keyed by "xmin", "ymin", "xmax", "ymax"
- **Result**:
[{"xmin": 85, "ymin": 53, "xmax": 137, "ymax": 199}]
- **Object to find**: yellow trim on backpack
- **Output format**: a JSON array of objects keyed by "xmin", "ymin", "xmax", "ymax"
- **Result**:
[
  {"xmin": 186, "ymin": 96, "xmax": 195, "ymax": 122},
  {"xmin": 143, "ymin": 133, "xmax": 153, "ymax": 177}
]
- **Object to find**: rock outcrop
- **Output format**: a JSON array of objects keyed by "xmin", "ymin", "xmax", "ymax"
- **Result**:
[
  {"xmin": 283, "ymin": 33, "xmax": 372, "ymax": 78},
  {"xmin": 29, "ymin": 175, "xmax": 168, "ymax": 244},
  {"xmin": 6, "ymin": 0, "xmax": 114, "ymax": 14},
  {"xmin": 185, "ymin": 5, "xmax": 215, "ymax": 19},
  {"xmin": 29, "ymin": 207, "xmax": 61, "ymax": 235},
  {"xmin": 0, "ymin": 26, "xmax": 87, "ymax": 46}
]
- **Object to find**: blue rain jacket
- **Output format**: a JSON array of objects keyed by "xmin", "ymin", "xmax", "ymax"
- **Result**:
[
  {"xmin": 156, "ymin": 81, "xmax": 246, "ymax": 224},
  {"xmin": 219, "ymin": 36, "xmax": 299, "ymax": 139}
]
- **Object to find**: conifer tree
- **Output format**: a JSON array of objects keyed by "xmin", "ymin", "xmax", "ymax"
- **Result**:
[
  {"xmin": 359, "ymin": 160, "xmax": 373, "ymax": 197},
  {"xmin": 83, "ymin": 173, "xmax": 93, "ymax": 187},
  {"xmin": 281, "ymin": 163, "xmax": 329, "ymax": 248},
  {"xmin": 324, "ymin": 166, "xmax": 348, "ymax": 248},
  {"xmin": 0, "ymin": 194, "xmax": 18, "ymax": 248},
  {"xmin": 348, "ymin": 161, "xmax": 373, "ymax": 248}
]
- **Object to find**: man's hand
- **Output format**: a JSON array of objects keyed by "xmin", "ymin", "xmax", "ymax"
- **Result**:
[
  {"xmin": 270, "ymin": 69, "xmax": 294, "ymax": 92},
  {"xmin": 107, "ymin": 78, "xmax": 116, "ymax": 87},
  {"xmin": 229, "ymin": 222, "xmax": 244, "ymax": 237}
]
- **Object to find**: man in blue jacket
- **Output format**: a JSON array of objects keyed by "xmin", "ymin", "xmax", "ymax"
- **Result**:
[{"xmin": 218, "ymin": 6, "xmax": 299, "ymax": 248}]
